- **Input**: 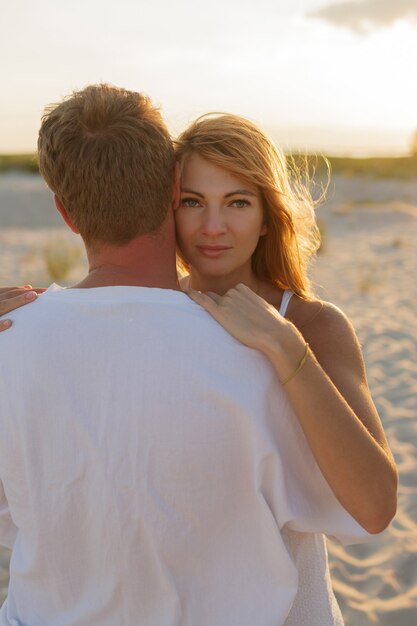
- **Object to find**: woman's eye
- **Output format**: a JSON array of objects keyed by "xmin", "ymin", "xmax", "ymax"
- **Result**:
[
  {"xmin": 230, "ymin": 199, "xmax": 250, "ymax": 208},
  {"xmin": 180, "ymin": 197, "xmax": 201, "ymax": 208}
]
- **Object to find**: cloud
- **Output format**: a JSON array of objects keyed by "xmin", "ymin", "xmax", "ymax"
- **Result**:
[{"xmin": 309, "ymin": 0, "xmax": 417, "ymax": 32}]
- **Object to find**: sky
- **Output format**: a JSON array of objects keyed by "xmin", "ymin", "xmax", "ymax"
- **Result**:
[{"xmin": 1, "ymin": 0, "xmax": 417, "ymax": 156}]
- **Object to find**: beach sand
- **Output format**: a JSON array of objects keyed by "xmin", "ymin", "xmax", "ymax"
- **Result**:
[
  {"xmin": 314, "ymin": 180, "xmax": 417, "ymax": 625},
  {"xmin": 0, "ymin": 172, "xmax": 416, "ymax": 623}
]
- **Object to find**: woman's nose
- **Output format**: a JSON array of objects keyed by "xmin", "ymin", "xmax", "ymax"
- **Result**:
[{"xmin": 201, "ymin": 209, "xmax": 227, "ymax": 236}]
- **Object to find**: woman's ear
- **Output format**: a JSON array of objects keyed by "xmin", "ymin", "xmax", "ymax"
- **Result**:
[{"xmin": 54, "ymin": 196, "xmax": 80, "ymax": 234}]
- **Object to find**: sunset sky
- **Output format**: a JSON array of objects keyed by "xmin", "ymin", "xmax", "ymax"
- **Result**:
[{"xmin": 1, "ymin": 0, "xmax": 417, "ymax": 155}]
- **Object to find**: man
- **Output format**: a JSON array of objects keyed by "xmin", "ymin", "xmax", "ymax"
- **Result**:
[{"xmin": 0, "ymin": 84, "xmax": 366, "ymax": 625}]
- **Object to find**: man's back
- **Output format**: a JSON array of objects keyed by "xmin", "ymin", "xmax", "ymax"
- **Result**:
[{"xmin": 0, "ymin": 286, "xmax": 363, "ymax": 626}]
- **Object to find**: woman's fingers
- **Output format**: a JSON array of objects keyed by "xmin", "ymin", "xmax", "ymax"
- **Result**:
[
  {"xmin": 205, "ymin": 291, "xmax": 222, "ymax": 303},
  {"xmin": 186, "ymin": 289, "xmax": 221, "ymax": 315},
  {"xmin": 0, "ymin": 319, "xmax": 12, "ymax": 332},
  {"xmin": 187, "ymin": 286, "xmax": 269, "ymax": 347},
  {"xmin": 0, "ymin": 286, "xmax": 46, "ymax": 331},
  {"xmin": 0, "ymin": 288, "xmax": 39, "ymax": 316},
  {"xmin": 0, "ymin": 286, "xmax": 45, "ymax": 296},
  {"xmin": 186, "ymin": 283, "xmax": 298, "ymax": 354}
]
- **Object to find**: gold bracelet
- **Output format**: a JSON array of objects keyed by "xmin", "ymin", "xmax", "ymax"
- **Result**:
[{"xmin": 281, "ymin": 343, "xmax": 309, "ymax": 386}]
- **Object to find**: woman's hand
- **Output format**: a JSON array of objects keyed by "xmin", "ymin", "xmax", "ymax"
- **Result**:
[
  {"xmin": 0, "ymin": 286, "xmax": 44, "ymax": 331},
  {"xmin": 187, "ymin": 283, "xmax": 301, "ymax": 354}
]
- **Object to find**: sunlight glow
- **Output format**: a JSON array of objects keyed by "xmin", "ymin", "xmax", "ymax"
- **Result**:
[{"xmin": 1, "ymin": 0, "xmax": 416, "ymax": 155}]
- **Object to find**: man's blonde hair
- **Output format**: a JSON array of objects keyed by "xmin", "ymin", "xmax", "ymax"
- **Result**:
[
  {"xmin": 175, "ymin": 114, "xmax": 321, "ymax": 298},
  {"xmin": 38, "ymin": 84, "xmax": 175, "ymax": 245}
]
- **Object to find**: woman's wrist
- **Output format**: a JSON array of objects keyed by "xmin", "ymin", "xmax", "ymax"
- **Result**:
[
  {"xmin": 261, "ymin": 327, "xmax": 309, "ymax": 381},
  {"xmin": 281, "ymin": 343, "xmax": 310, "ymax": 385}
]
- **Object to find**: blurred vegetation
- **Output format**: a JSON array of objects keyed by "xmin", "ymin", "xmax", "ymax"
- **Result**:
[
  {"xmin": 0, "ymin": 153, "xmax": 38, "ymax": 173},
  {"xmin": 1, "ymin": 151, "xmax": 417, "ymax": 180},
  {"xmin": 291, "ymin": 154, "xmax": 417, "ymax": 180}
]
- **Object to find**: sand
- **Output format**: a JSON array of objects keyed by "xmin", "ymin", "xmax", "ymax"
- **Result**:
[
  {"xmin": 0, "ymin": 172, "xmax": 416, "ymax": 623},
  {"xmin": 313, "ymin": 181, "xmax": 417, "ymax": 625}
]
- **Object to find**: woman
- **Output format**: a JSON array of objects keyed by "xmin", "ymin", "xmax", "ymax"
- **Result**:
[{"xmin": 173, "ymin": 113, "xmax": 397, "ymax": 533}]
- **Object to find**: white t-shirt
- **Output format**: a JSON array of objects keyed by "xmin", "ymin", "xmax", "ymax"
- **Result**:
[{"xmin": 0, "ymin": 285, "xmax": 369, "ymax": 625}]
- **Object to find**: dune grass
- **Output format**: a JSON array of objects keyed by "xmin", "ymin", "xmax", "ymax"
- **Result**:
[{"xmin": 43, "ymin": 237, "xmax": 82, "ymax": 282}]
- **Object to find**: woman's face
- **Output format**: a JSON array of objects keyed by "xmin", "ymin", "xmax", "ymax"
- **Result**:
[{"xmin": 175, "ymin": 153, "xmax": 266, "ymax": 283}]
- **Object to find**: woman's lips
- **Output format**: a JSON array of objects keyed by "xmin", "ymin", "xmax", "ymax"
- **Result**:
[{"xmin": 197, "ymin": 245, "xmax": 231, "ymax": 258}]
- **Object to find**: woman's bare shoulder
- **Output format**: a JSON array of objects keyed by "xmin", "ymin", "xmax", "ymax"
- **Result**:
[{"xmin": 288, "ymin": 296, "xmax": 359, "ymax": 353}]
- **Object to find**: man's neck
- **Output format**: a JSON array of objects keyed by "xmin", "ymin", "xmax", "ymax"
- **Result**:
[{"xmin": 72, "ymin": 230, "xmax": 179, "ymax": 291}]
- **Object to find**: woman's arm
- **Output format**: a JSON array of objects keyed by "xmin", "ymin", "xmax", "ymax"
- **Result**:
[{"xmin": 187, "ymin": 284, "xmax": 398, "ymax": 534}]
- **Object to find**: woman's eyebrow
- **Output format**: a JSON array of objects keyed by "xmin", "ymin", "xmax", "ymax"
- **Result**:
[
  {"xmin": 180, "ymin": 188, "xmax": 257, "ymax": 198},
  {"xmin": 180, "ymin": 187, "xmax": 204, "ymax": 198},
  {"xmin": 224, "ymin": 190, "xmax": 257, "ymax": 198}
]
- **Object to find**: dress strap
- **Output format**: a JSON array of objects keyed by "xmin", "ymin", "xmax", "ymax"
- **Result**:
[{"xmin": 278, "ymin": 290, "xmax": 294, "ymax": 317}]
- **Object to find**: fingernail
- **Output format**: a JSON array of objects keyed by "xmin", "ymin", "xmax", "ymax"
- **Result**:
[
  {"xmin": 25, "ymin": 291, "xmax": 37, "ymax": 301},
  {"xmin": 0, "ymin": 319, "xmax": 12, "ymax": 329},
  {"xmin": 23, "ymin": 284, "xmax": 33, "ymax": 289}
]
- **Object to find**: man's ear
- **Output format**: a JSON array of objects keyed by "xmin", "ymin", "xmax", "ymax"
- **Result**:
[
  {"xmin": 54, "ymin": 196, "xmax": 79, "ymax": 234},
  {"xmin": 171, "ymin": 162, "xmax": 181, "ymax": 211}
]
